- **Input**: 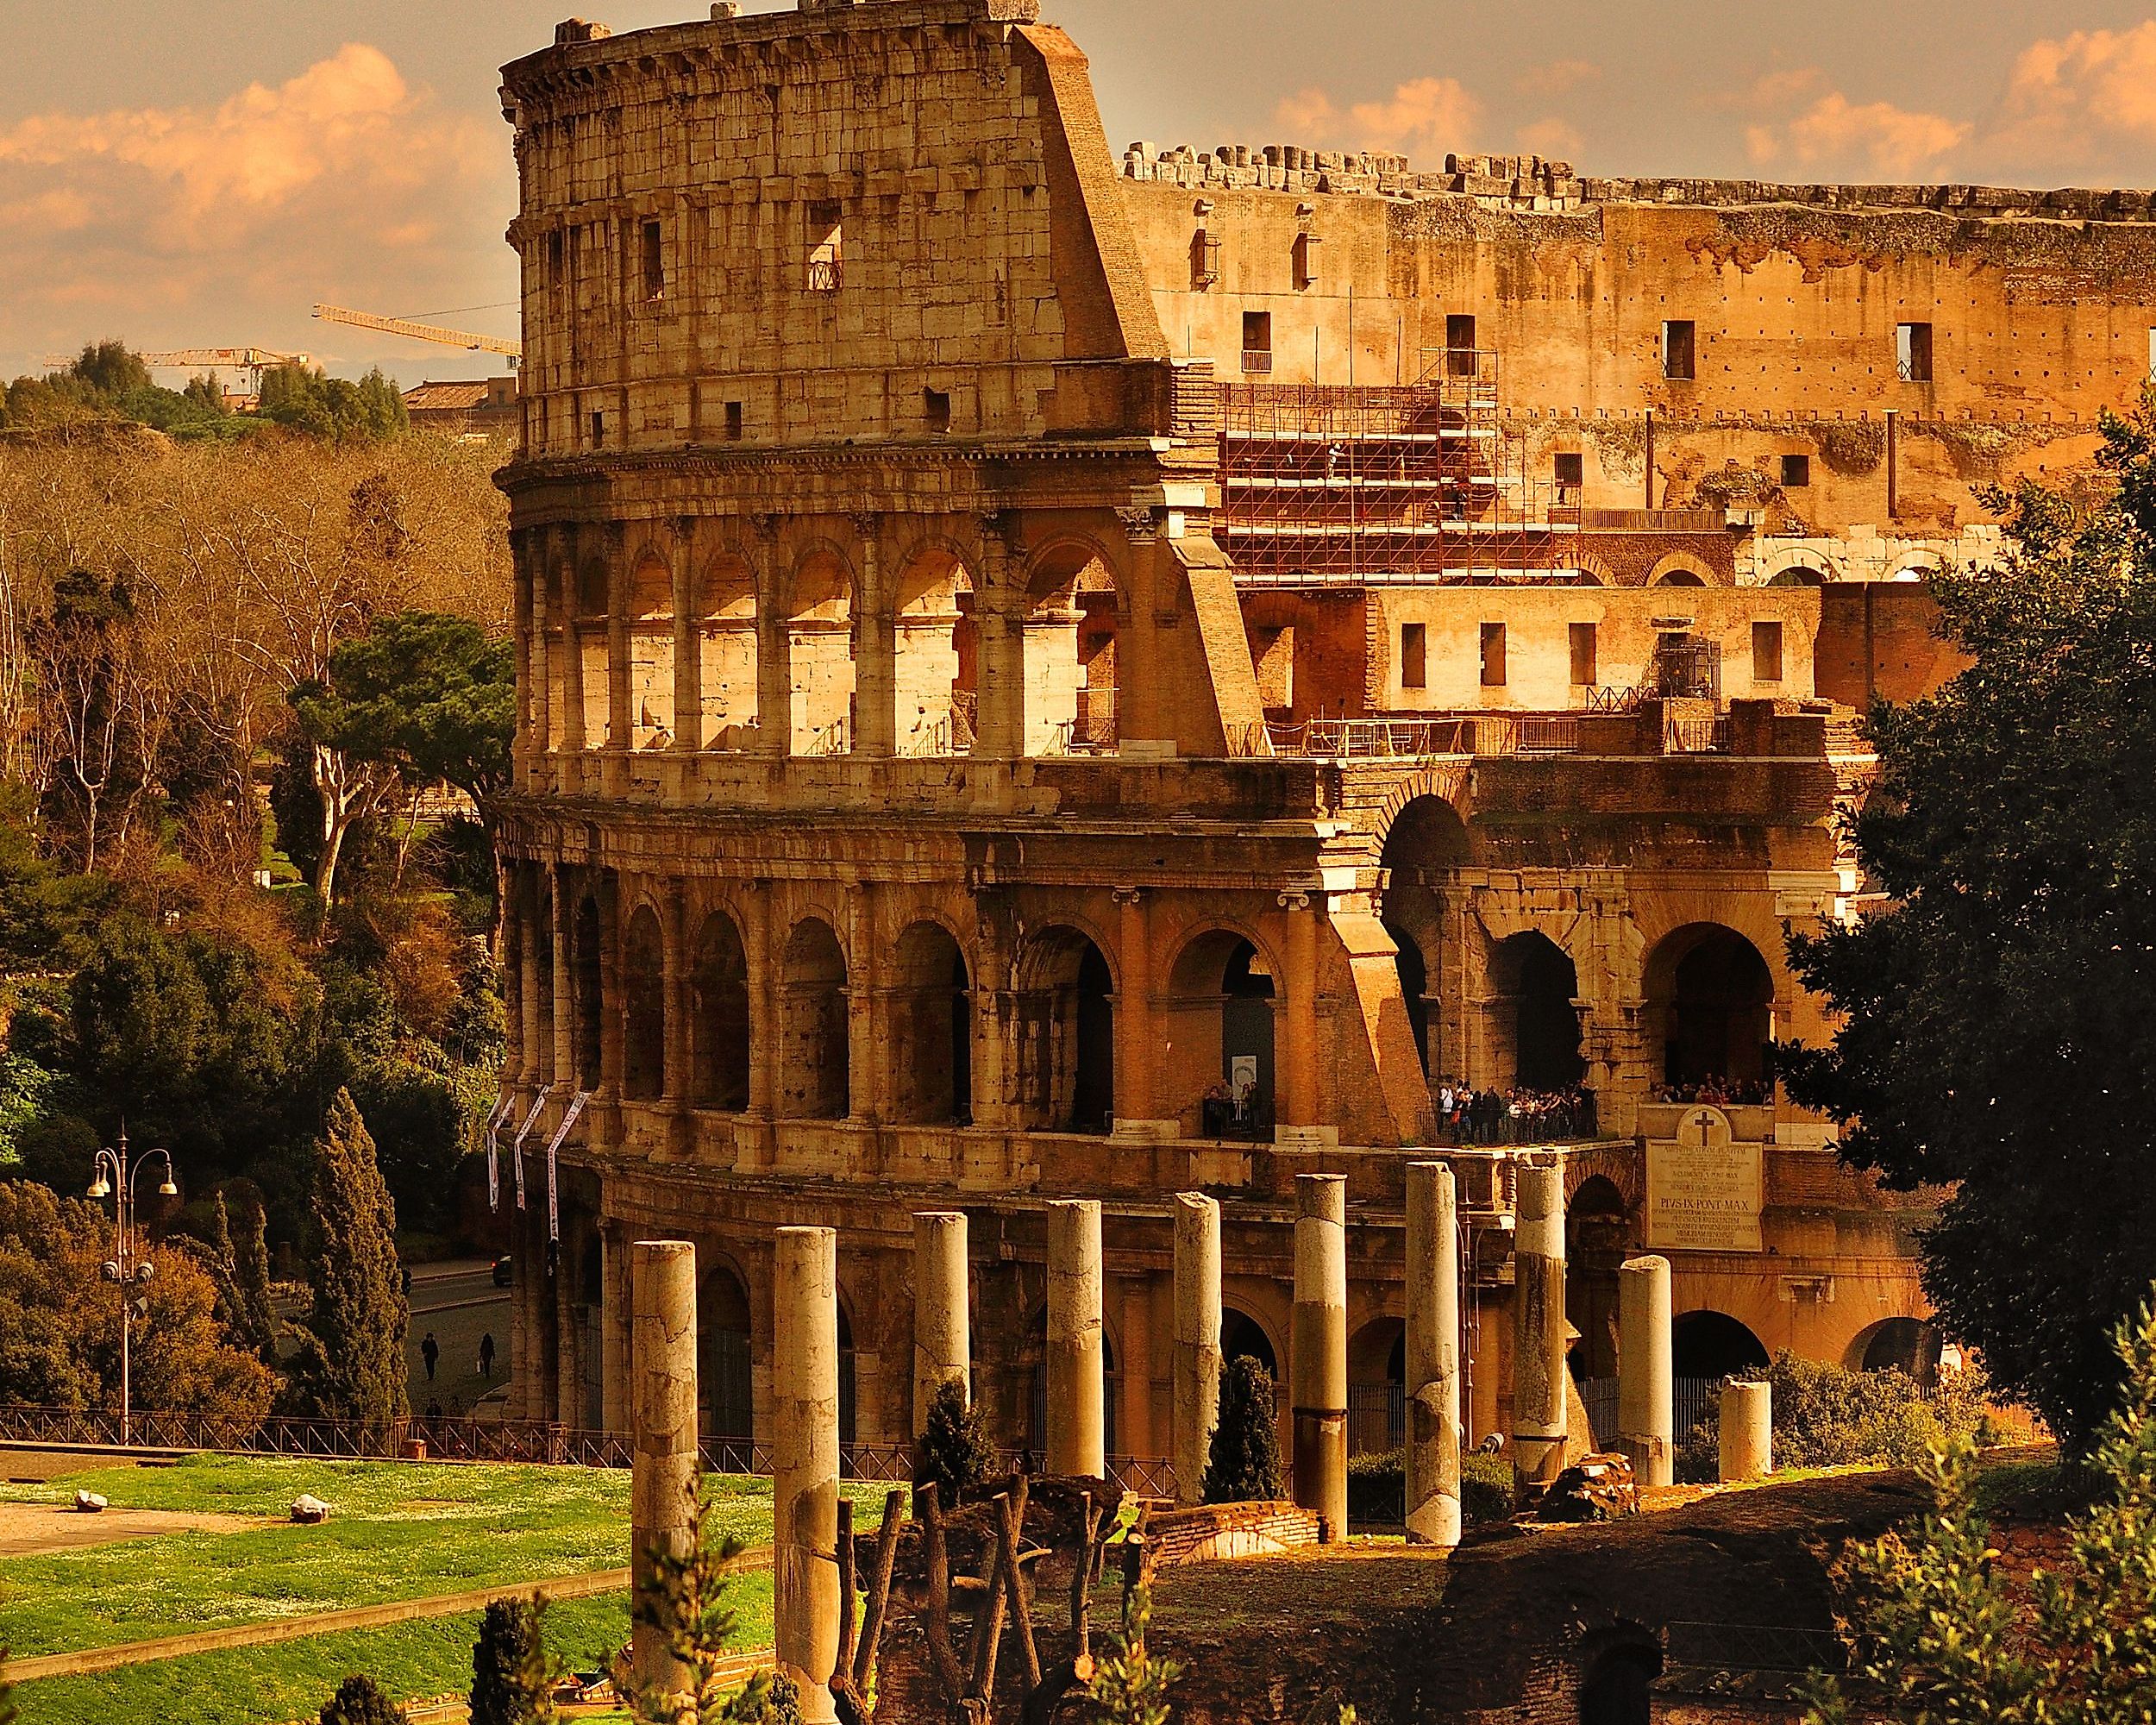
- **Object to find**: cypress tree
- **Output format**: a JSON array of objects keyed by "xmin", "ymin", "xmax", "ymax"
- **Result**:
[
  {"xmin": 470, "ymin": 1595, "xmax": 557, "ymax": 1725},
  {"xmin": 235, "ymin": 1191, "xmax": 279, "ymax": 1364},
  {"xmin": 319, "ymin": 1675, "xmax": 406, "ymax": 1725},
  {"xmin": 914, "ymin": 1378, "xmax": 999, "ymax": 1506},
  {"xmin": 1202, "ymin": 1355, "xmax": 1283, "ymax": 1504},
  {"xmin": 297, "ymin": 1088, "xmax": 409, "ymax": 1422}
]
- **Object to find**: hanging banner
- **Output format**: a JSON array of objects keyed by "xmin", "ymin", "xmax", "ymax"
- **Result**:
[
  {"xmin": 481, "ymin": 1098, "xmax": 511, "ymax": 1210},
  {"xmin": 541, "ymin": 1090, "xmax": 591, "ymax": 1244},
  {"xmin": 511, "ymin": 1096, "xmax": 547, "ymax": 1210}
]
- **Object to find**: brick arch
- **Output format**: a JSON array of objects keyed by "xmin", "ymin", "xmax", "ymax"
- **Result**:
[
  {"xmin": 1648, "ymin": 549, "xmax": 1720, "ymax": 587},
  {"xmin": 1760, "ymin": 543, "xmax": 1847, "ymax": 585},
  {"xmin": 1571, "ymin": 551, "xmax": 1620, "ymax": 587},
  {"xmin": 1563, "ymin": 1142, "xmax": 1645, "ymax": 1214},
  {"xmin": 1369, "ymin": 765, "xmax": 1473, "ymax": 852}
]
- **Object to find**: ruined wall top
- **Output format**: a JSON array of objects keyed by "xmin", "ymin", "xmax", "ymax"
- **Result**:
[{"xmin": 1122, "ymin": 141, "xmax": 2156, "ymax": 224}]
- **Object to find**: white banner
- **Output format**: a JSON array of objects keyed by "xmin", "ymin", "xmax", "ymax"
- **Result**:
[
  {"xmin": 541, "ymin": 1091, "xmax": 591, "ymax": 1245},
  {"xmin": 481, "ymin": 1098, "xmax": 510, "ymax": 1210},
  {"xmin": 510, "ymin": 1096, "xmax": 547, "ymax": 1210}
]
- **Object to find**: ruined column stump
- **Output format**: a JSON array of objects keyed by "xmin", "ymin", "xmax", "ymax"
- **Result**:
[
  {"xmin": 1293, "ymin": 1173, "xmax": 1349, "ymax": 1541},
  {"xmin": 1045, "ymin": 1199, "xmax": 1106, "ymax": 1479},
  {"xmin": 1617, "ymin": 1253, "xmax": 1675, "ymax": 1488},
  {"xmin": 1406, "ymin": 1161, "xmax": 1462, "ymax": 1546},
  {"xmin": 774, "ymin": 1226, "xmax": 842, "ymax": 1725},
  {"xmin": 912, "ymin": 1211, "xmax": 969, "ymax": 1438},
  {"xmin": 1510, "ymin": 1158, "xmax": 1568, "ymax": 1489},
  {"xmin": 1720, "ymin": 1380, "xmax": 1773, "ymax": 1483},
  {"xmin": 1173, "ymin": 1191, "xmax": 1223, "ymax": 1508},
  {"xmin": 630, "ymin": 1239, "xmax": 699, "ymax": 1700}
]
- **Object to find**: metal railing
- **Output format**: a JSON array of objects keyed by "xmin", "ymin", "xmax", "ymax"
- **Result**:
[{"xmin": 1664, "ymin": 715, "xmax": 1729, "ymax": 755}]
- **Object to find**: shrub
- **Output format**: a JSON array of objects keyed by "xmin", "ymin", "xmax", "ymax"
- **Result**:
[
  {"xmin": 1345, "ymin": 1448, "xmax": 1404, "ymax": 1525},
  {"xmin": 1202, "ymin": 1355, "xmax": 1282, "ymax": 1503},
  {"xmin": 320, "ymin": 1675, "xmax": 407, "ymax": 1725},
  {"xmin": 1462, "ymin": 1452, "xmax": 1517, "ymax": 1526},
  {"xmin": 914, "ymin": 1377, "xmax": 998, "ymax": 1504},
  {"xmin": 1677, "ymin": 1351, "xmax": 1993, "ymax": 1482},
  {"xmin": 469, "ymin": 1594, "xmax": 557, "ymax": 1725}
]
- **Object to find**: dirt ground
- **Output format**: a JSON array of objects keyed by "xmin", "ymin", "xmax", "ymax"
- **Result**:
[{"xmin": 0, "ymin": 1496, "xmax": 266, "ymax": 1558}]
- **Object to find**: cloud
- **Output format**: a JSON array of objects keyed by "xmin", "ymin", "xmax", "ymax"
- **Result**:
[
  {"xmin": 1274, "ymin": 76, "xmax": 1482, "ymax": 162},
  {"xmin": 1746, "ymin": 91, "xmax": 1971, "ymax": 179},
  {"xmin": 0, "ymin": 46, "xmax": 505, "ymax": 372},
  {"xmin": 1517, "ymin": 117, "xmax": 1586, "ymax": 163},
  {"xmin": 1514, "ymin": 60, "xmax": 1600, "ymax": 100},
  {"xmin": 1988, "ymin": 22, "xmax": 2156, "ymax": 169}
]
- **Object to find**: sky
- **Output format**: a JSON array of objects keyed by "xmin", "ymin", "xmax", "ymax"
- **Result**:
[{"xmin": 5, "ymin": 1, "xmax": 2156, "ymax": 384}]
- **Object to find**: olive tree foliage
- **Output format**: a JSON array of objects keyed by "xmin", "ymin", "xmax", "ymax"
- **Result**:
[
  {"xmin": 1807, "ymin": 1292, "xmax": 2156, "ymax": 1725},
  {"xmin": 1783, "ymin": 398, "xmax": 2156, "ymax": 1447}
]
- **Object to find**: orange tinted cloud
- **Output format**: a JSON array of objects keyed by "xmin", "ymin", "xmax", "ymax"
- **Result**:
[
  {"xmin": 1746, "ymin": 91, "xmax": 1971, "ymax": 179},
  {"xmin": 1991, "ymin": 22, "xmax": 2156, "ymax": 166},
  {"xmin": 1275, "ymin": 76, "xmax": 1482, "ymax": 161}
]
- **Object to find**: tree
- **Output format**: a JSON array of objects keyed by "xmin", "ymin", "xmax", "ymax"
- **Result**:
[
  {"xmin": 0, "ymin": 1647, "xmax": 16, "ymax": 1725},
  {"xmin": 289, "ymin": 1088, "xmax": 408, "ymax": 1423},
  {"xmin": 260, "ymin": 365, "xmax": 409, "ymax": 442},
  {"xmin": 914, "ymin": 1378, "xmax": 998, "ymax": 1507},
  {"xmin": 1783, "ymin": 398, "xmax": 2156, "ymax": 1448},
  {"xmin": 1088, "ymin": 1584, "xmax": 1179, "ymax": 1725},
  {"xmin": 1203, "ymin": 1356, "xmax": 1282, "ymax": 1503},
  {"xmin": 319, "ymin": 1674, "xmax": 408, "ymax": 1725},
  {"xmin": 470, "ymin": 1594, "xmax": 559, "ymax": 1725},
  {"xmin": 1806, "ymin": 1291, "xmax": 2156, "ymax": 1724}
]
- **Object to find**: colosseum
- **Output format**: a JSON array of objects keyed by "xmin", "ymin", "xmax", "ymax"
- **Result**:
[{"xmin": 488, "ymin": 0, "xmax": 2152, "ymax": 1470}]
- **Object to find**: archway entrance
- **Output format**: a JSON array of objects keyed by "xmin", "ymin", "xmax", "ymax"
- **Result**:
[
  {"xmin": 1168, "ymin": 931, "xmax": 1275, "ymax": 1138},
  {"xmin": 788, "ymin": 550, "xmax": 855, "ymax": 756},
  {"xmin": 780, "ymin": 919, "xmax": 849, "ymax": 1119},
  {"xmin": 1566, "ymin": 1176, "xmax": 1627, "ymax": 1383},
  {"xmin": 893, "ymin": 549, "xmax": 977, "ymax": 756},
  {"xmin": 1647, "ymin": 925, "xmax": 1775, "ymax": 1089},
  {"xmin": 1853, "ymin": 1318, "xmax": 1944, "ymax": 1388},
  {"xmin": 891, "ymin": 922, "xmax": 972, "ymax": 1126},
  {"xmin": 627, "ymin": 551, "xmax": 675, "ymax": 750},
  {"xmin": 689, "ymin": 912, "xmax": 751, "ymax": 1111},
  {"xmin": 623, "ymin": 906, "xmax": 666, "ymax": 1101},
  {"xmin": 1673, "ymin": 1311, "xmax": 1770, "ymax": 1380},
  {"xmin": 1380, "ymin": 795, "xmax": 1469, "ymax": 1085},
  {"xmin": 700, "ymin": 1264, "xmax": 755, "ymax": 1442},
  {"xmin": 1349, "ymin": 1318, "xmax": 1406, "ymax": 1456},
  {"xmin": 1489, "ymin": 932, "xmax": 1583, "ymax": 1090},
  {"xmin": 1025, "ymin": 544, "xmax": 1119, "ymax": 756},
  {"xmin": 695, "ymin": 554, "xmax": 759, "ymax": 750},
  {"xmin": 1013, "ymin": 927, "xmax": 1113, "ymax": 1133}
]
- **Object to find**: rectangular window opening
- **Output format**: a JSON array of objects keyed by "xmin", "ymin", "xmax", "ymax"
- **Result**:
[
  {"xmin": 724, "ymin": 401, "xmax": 744, "ymax": 442},
  {"xmin": 1554, "ymin": 451, "xmax": 1584, "ymax": 489},
  {"xmin": 641, "ymin": 219, "xmax": 664, "ymax": 300},
  {"xmin": 1401, "ymin": 622, "xmax": 1427, "ymax": 690},
  {"xmin": 1446, "ymin": 313, "xmax": 1477, "ymax": 377},
  {"xmin": 1752, "ymin": 619, "xmax": 1785, "ymax": 684},
  {"xmin": 808, "ymin": 201, "xmax": 843, "ymax": 292},
  {"xmin": 589, "ymin": 411, "xmax": 605, "ymax": 448},
  {"xmin": 1897, "ymin": 321, "xmax": 1934, "ymax": 383},
  {"xmin": 1191, "ymin": 229, "xmax": 1221, "ymax": 289},
  {"xmin": 1780, "ymin": 452, "xmax": 1812, "ymax": 487},
  {"xmin": 1662, "ymin": 319, "xmax": 1695, "ymax": 381},
  {"xmin": 1242, "ymin": 310, "xmax": 1273, "ymax": 374},
  {"xmin": 548, "ymin": 229, "xmax": 565, "ymax": 288},
  {"xmin": 1569, "ymin": 621, "xmax": 1598, "ymax": 687},
  {"xmin": 924, "ymin": 388, "xmax": 952, "ymax": 435},
  {"xmin": 1479, "ymin": 621, "xmax": 1507, "ymax": 688}
]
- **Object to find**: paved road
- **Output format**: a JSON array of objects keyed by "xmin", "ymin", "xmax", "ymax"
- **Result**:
[{"xmin": 406, "ymin": 1258, "xmax": 512, "ymax": 1420}]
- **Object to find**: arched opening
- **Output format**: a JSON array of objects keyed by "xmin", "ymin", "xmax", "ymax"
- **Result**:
[
  {"xmin": 1392, "ymin": 933, "xmax": 1430, "ymax": 1077},
  {"xmin": 1348, "ymin": 1317, "xmax": 1406, "ymax": 1456},
  {"xmin": 1852, "ymin": 1317, "xmax": 1944, "ymax": 1388},
  {"xmin": 891, "ymin": 921, "xmax": 972, "ymax": 1126},
  {"xmin": 1653, "ymin": 568, "xmax": 1708, "ymax": 587},
  {"xmin": 622, "ymin": 905, "xmax": 666, "ymax": 1101},
  {"xmin": 1566, "ymin": 1176, "xmax": 1628, "ymax": 1386},
  {"xmin": 699, "ymin": 1263, "xmax": 755, "ymax": 1442},
  {"xmin": 788, "ymin": 550, "xmax": 855, "ymax": 756},
  {"xmin": 1645, "ymin": 925, "xmax": 1776, "ymax": 1093},
  {"xmin": 1167, "ymin": 930, "xmax": 1275, "ymax": 1139},
  {"xmin": 1489, "ymin": 932, "xmax": 1584, "ymax": 1092},
  {"xmin": 1673, "ymin": 1311, "xmax": 1770, "ymax": 1381},
  {"xmin": 696, "ymin": 553, "xmax": 759, "ymax": 750},
  {"xmin": 690, "ymin": 912, "xmax": 751, "ymax": 1111},
  {"xmin": 1380, "ymin": 796, "xmax": 1468, "ymax": 1085},
  {"xmin": 627, "ymin": 551, "xmax": 675, "ymax": 750},
  {"xmin": 1579, "ymin": 1640, "xmax": 1662, "ymax": 1725},
  {"xmin": 575, "ymin": 561, "xmax": 611, "ymax": 749},
  {"xmin": 1025, "ymin": 543, "xmax": 1119, "ymax": 756},
  {"xmin": 1768, "ymin": 566, "xmax": 1827, "ymax": 587},
  {"xmin": 1026, "ymin": 1307, "xmax": 1118, "ymax": 1458},
  {"xmin": 838, "ymin": 1302, "xmax": 858, "ymax": 1446},
  {"xmin": 893, "ymin": 549, "xmax": 978, "ymax": 756},
  {"xmin": 1013, "ymin": 926, "xmax": 1114, "ymax": 1134},
  {"xmin": 1221, "ymin": 1308, "xmax": 1279, "ymax": 1376},
  {"xmin": 573, "ymin": 895, "xmax": 603, "ymax": 1088},
  {"xmin": 780, "ymin": 918, "xmax": 849, "ymax": 1120}
]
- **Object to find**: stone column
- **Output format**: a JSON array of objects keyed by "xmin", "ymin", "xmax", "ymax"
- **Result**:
[
  {"xmin": 630, "ymin": 1239, "xmax": 699, "ymax": 1697},
  {"xmin": 851, "ymin": 520, "xmax": 895, "ymax": 759},
  {"xmin": 845, "ymin": 881, "xmax": 878, "ymax": 1124},
  {"xmin": 1292, "ymin": 1173, "xmax": 1349, "ymax": 1540},
  {"xmin": 672, "ymin": 517, "xmax": 701, "ymax": 756},
  {"xmin": 1510, "ymin": 1157, "xmax": 1568, "ymax": 1487},
  {"xmin": 550, "ymin": 866, "xmax": 577, "ymax": 1087},
  {"xmin": 1406, "ymin": 1161, "xmax": 1462, "ymax": 1546},
  {"xmin": 1617, "ymin": 1254, "xmax": 1674, "ymax": 1487},
  {"xmin": 755, "ymin": 601, "xmax": 793, "ymax": 758},
  {"xmin": 662, "ymin": 893, "xmax": 689, "ymax": 1107},
  {"xmin": 912, "ymin": 1212, "xmax": 969, "ymax": 1437},
  {"xmin": 977, "ymin": 607, "xmax": 1025, "ymax": 759},
  {"xmin": 1044, "ymin": 1199, "xmax": 1105, "ymax": 1478},
  {"xmin": 1280, "ymin": 894, "xmax": 1320, "ymax": 1131},
  {"xmin": 744, "ymin": 881, "xmax": 776, "ymax": 1120},
  {"xmin": 561, "ymin": 535, "xmax": 588, "ymax": 756},
  {"xmin": 1720, "ymin": 1381, "xmax": 1772, "ymax": 1483},
  {"xmin": 1172, "ymin": 1192, "xmax": 1222, "ymax": 1507},
  {"xmin": 519, "ymin": 866, "xmax": 547, "ymax": 1087},
  {"xmin": 606, "ymin": 530, "xmax": 632, "ymax": 770},
  {"xmin": 774, "ymin": 1226, "xmax": 842, "ymax": 1724}
]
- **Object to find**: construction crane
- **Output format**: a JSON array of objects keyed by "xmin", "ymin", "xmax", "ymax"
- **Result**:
[{"xmin": 312, "ymin": 304, "xmax": 522, "ymax": 365}]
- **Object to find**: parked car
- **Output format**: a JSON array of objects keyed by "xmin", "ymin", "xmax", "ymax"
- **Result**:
[{"xmin": 492, "ymin": 1254, "xmax": 513, "ymax": 1288}]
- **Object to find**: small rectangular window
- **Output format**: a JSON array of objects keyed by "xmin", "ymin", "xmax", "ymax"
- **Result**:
[
  {"xmin": 1780, "ymin": 453, "xmax": 1812, "ymax": 487},
  {"xmin": 1480, "ymin": 621, "xmax": 1507, "ymax": 688},
  {"xmin": 924, "ymin": 388, "xmax": 951, "ymax": 435},
  {"xmin": 807, "ymin": 201, "xmax": 843, "ymax": 292},
  {"xmin": 1401, "ymin": 623, "xmax": 1427, "ymax": 690},
  {"xmin": 1241, "ymin": 310, "xmax": 1273, "ymax": 374},
  {"xmin": 1191, "ymin": 229, "xmax": 1221, "ymax": 288},
  {"xmin": 724, "ymin": 401, "xmax": 743, "ymax": 442},
  {"xmin": 1446, "ymin": 313, "xmax": 1477, "ymax": 377},
  {"xmin": 590, "ymin": 411, "xmax": 604, "ymax": 448},
  {"xmin": 1752, "ymin": 620, "xmax": 1784, "ymax": 684},
  {"xmin": 1569, "ymin": 621, "xmax": 1598, "ymax": 687},
  {"xmin": 1662, "ymin": 320, "xmax": 1695, "ymax": 381},
  {"xmin": 641, "ymin": 220, "xmax": 664, "ymax": 300},
  {"xmin": 1554, "ymin": 451, "xmax": 1583, "ymax": 488},
  {"xmin": 1897, "ymin": 321, "xmax": 1933, "ymax": 383}
]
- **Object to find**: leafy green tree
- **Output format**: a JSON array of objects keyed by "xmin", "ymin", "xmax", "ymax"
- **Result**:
[
  {"xmin": 1202, "ymin": 1355, "xmax": 1282, "ymax": 1503},
  {"xmin": 287, "ymin": 1088, "xmax": 408, "ymax": 1422},
  {"xmin": 1783, "ymin": 398, "xmax": 2156, "ymax": 1447},
  {"xmin": 66, "ymin": 341, "xmax": 152, "ymax": 399},
  {"xmin": 630, "ymin": 1487, "xmax": 784, "ymax": 1725},
  {"xmin": 915, "ymin": 1377, "xmax": 999, "ymax": 1506},
  {"xmin": 293, "ymin": 612, "xmax": 517, "ymax": 803},
  {"xmin": 319, "ymin": 1674, "xmax": 408, "ymax": 1725},
  {"xmin": 470, "ymin": 1594, "xmax": 559, "ymax": 1725},
  {"xmin": 1806, "ymin": 1292, "xmax": 2156, "ymax": 1724},
  {"xmin": 260, "ymin": 364, "xmax": 408, "ymax": 441},
  {"xmin": 1088, "ymin": 1584, "xmax": 1180, "ymax": 1725}
]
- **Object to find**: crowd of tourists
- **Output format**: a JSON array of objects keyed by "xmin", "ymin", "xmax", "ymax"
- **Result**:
[
  {"xmin": 1651, "ymin": 1076, "xmax": 1774, "ymax": 1106},
  {"xmin": 1433, "ymin": 1082, "xmax": 1597, "ymax": 1144}
]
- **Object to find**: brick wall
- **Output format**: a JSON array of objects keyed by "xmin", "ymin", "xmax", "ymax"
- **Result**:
[{"xmin": 1146, "ymin": 1500, "xmax": 1323, "ymax": 1567}]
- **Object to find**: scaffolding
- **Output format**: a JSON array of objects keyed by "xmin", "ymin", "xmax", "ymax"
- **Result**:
[{"xmin": 1215, "ymin": 348, "xmax": 1581, "ymax": 585}]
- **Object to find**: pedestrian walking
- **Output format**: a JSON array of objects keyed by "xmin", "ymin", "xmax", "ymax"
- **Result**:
[
  {"xmin": 478, "ymin": 1332, "xmax": 496, "ymax": 1379},
  {"xmin": 421, "ymin": 1331, "xmax": 440, "ymax": 1383}
]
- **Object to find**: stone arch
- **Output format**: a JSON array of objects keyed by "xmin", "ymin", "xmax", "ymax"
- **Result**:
[
  {"xmin": 1647, "ymin": 549, "xmax": 1718, "ymax": 587},
  {"xmin": 1577, "ymin": 1626, "xmax": 1664, "ymax": 1725},
  {"xmin": 1221, "ymin": 1304, "xmax": 1281, "ymax": 1376},
  {"xmin": 1562, "ymin": 1143, "xmax": 1643, "ymax": 1213},
  {"xmin": 1845, "ymin": 1316, "xmax": 1943, "ymax": 1385},
  {"xmin": 1759, "ymin": 543, "xmax": 1848, "ymax": 586},
  {"xmin": 1163, "ymin": 923, "xmax": 1284, "ymax": 1138},
  {"xmin": 625, "ymin": 549, "xmax": 676, "ymax": 751},
  {"xmin": 779, "ymin": 916, "xmax": 849, "ymax": 1120},
  {"xmin": 1380, "ymin": 793, "xmax": 1471, "ymax": 1082},
  {"xmin": 1890, "ymin": 551, "xmax": 1941, "ymax": 582},
  {"xmin": 695, "ymin": 548, "xmax": 760, "ymax": 750},
  {"xmin": 622, "ymin": 902, "xmax": 666, "ymax": 1101},
  {"xmin": 699, "ymin": 1253, "xmax": 755, "ymax": 1442},
  {"xmin": 689, "ymin": 906, "xmax": 751, "ymax": 1112},
  {"xmin": 1012, "ymin": 924, "xmax": 1114, "ymax": 1133},
  {"xmin": 1570, "ymin": 551, "xmax": 1618, "ymax": 587},
  {"xmin": 787, "ymin": 541, "xmax": 856, "ymax": 756},
  {"xmin": 1767, "ymin": 565, "xmax": 1829, "ymax": 587},
  {"xmin": 1348, "ymin": 1314, "xmax": 1406, "ymax": 1455},
  {"xmin": 893, "ymin": 542, "xmax": 979, "ymax": 757},
  {"xmin": 1673, "ymin": 1310, "xmax": 1770, "ymax": 1380},
  {"xmin": 1643, "ymin": 923, "xmax": 1777, "ymax": 1090},
  {"xmin": 890, "ymin": 919, "xmax": 973, "ymax": 1126},
  {"xmin": 1566, "ymin": 1175, "xmax": 1629, "ymax": 1382},
  {"xmin": 1025, "ymin": 537, "xmax": 1120, "ymax": 756},
  {"xmin": 1483, "ymin": 929, "xmax": 1585, "ymax": 1093},
  {"xmin": 1370, "ymin": 770, "xmax": 1474, "ymax": 856}
]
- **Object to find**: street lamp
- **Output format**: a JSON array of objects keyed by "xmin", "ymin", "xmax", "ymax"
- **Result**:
[{"xmin": 88, "ymin": 1128, "xmax": 176, "ymax": 1447}]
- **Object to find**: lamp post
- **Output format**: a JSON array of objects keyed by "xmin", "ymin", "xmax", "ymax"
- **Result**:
[{"xmin": 88, "ymin": 1128, "xmax": 176, "ymax": 1447}]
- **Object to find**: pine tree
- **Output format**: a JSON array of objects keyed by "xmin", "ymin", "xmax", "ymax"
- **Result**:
[
  {"xmin": 470, "ymin": 1595, "xmax": 559, "ymax": 1725},
  {"xmin": 320, "ymin": 1674, "xmax": 407, "ymax": 1725},
  {"xmin": 1202, "ymin": 1356, "xmax": 1282, "ymax": 1504},
  {"xmin": 914, "ymin": 1378, "xmax": 998, "ymax": 1506},
  {"xmin": 235, "ymin": 1191, "xmax": 279, "ymax": 1364},
  {"xmin": 294, "ymin": 1088, "xmax": 409, "ymax": 1423}
]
